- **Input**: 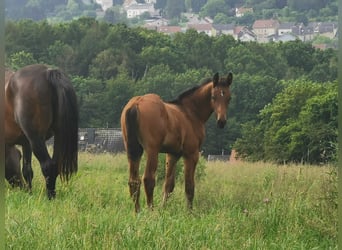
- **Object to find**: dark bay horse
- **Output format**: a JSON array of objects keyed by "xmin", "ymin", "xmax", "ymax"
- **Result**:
[
  {"xmin": 121, "ymin": 72, "xmax": 233, "ymax": 212},
  {"xmin": 5, "ymin": 145, "xmax": 24, "ymax": 188},
  {"xmin": 5, "ymin": 64, "xmax": 79, "ymax": 199}
]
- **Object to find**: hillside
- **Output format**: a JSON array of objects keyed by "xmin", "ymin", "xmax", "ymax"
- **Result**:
[{"xmin": 5, "ymin": 0, "xmax": 338, "ymax": 25}]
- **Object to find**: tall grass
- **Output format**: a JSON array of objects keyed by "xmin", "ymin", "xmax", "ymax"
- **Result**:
[{"xmin": 5, "ymin": 153, "xmax": 337, "ymax": 249}]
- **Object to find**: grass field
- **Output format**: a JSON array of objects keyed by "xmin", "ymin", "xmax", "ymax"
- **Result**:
[{"xmin": 5, "ymin": 152, "xmax": 337, "ymax": 249}]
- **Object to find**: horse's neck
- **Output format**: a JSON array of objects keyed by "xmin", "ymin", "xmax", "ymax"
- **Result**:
[{"xmin": 182, "ymin": 83, "xmax": 213, "ymax": 123}]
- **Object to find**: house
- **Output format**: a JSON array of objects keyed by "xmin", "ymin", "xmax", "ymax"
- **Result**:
[
  {"xmin": 237, "ymin": 27, "xmax": 257, "ymax": 42},
  {"xmin": 313, "ymin": 22, "xmax": 338, "ymax": 39},
  {"xmin": 95, "ymin": 0, "xmax": 113, "ymax": 11},
  {"xmin": 278, "ymin": 22, "xmax": 296, "ymax": 36},
  {"xmin": 235, "ymin": 7, "xmax": 253, "ymax": 17},
  {"xmin": 212, "ymin": 24, "xmax": 235, "ymax": 37},
  {"xmin": 274, "ymin": 33, "xmax": 298, "ymax": 42},
  {"xmin": 144, "ymin": 17, "xmax": 169, "ymax": 28},
  {"xmin": 157, "ymin": 26, "xmax": 182, "ymax": 35},
  {"xmin": 183, "ymin": 13, "xmax": 212, "ymax": 25},
  {"xmin": 292, "ymin": 24, "xmax": 315, "ymax": 41},
  {"xmin": 312, "ymin": 43, "xmax": 329, "ymax": 50},
  {"xmin": 187, "ymin": 23, "xmax": 213, "ymax": 36},
  {"xmin": 125, "ymin": 3, "xmax": 156, "ymax": 19},
  {"xmin": 252, "ymin": 19, "xmax": 280, "ymax": 42}
]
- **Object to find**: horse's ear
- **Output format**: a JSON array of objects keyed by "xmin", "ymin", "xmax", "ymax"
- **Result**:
[
  {"xmin": 213, "ymin": 72, "xmax": 219, "ymax": 87},
  {"xmin": 227, "ymin": 72, "xmax": 233, "ymax": 86}
]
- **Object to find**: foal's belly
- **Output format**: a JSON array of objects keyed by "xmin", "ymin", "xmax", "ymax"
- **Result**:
[
  {"xmin": 160, "ymin": 143, "xmax": 182, "ymax": 155},
  {"xmin": 5, "ymin": 117, "xmax": 23, "ymax": 144}
]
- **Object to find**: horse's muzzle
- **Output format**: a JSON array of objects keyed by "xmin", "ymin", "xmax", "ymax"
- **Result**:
[{"xmin": 217, "ymin": 119, "xmax": 226, "ymax": 128}]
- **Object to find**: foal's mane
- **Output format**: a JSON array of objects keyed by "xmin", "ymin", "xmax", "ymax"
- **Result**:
[{"xmin": 167, "ymin": 78, "xmax": 212, "ymax": 105}]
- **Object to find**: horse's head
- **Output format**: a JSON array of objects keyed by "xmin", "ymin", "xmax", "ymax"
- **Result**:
[{"xmin": 211, "ymin": 72, "xmax": 233, "ymax": 128}]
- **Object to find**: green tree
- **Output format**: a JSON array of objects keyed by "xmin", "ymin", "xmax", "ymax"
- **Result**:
[
  {"xmin": 72, "ymin": 76, "xmax": 107, "ymax": 127},
  {"xmin": 279, "ymin": 40, "xmax": 316, "ymax": 76},
  {"xmin": 165, "ymin": 0, "xmax": 185, "ymax": 19},
  {"xmin": 173, "ymin": 29, "xmax": 221, "ymax": 71},
  {"xmin": 135, "ymin": 64, "xmax": 176, "ymax": 100},
  {"xmin": 235, "ymin": 79, "xmax": 337, "ymax": 164},
  {"xmin": 104, "ymin": 69, "xmax": 136, "ymax": 127},
  {"xmin": 44, "ymin": 40, "xmax": 76, "ymax": 74},
  {"xmin": 7, "ymin": 51, "xmax": 37, "ymax": 70},
  {"xmin": 89, "ymin": 48, "xmax": 122, "ymax": 80},
  {"xmin": 200, "ymin": 0, "xmax": 230, "ymax": 18}
]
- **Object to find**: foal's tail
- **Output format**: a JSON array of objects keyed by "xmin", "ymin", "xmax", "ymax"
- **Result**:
[
  {"xmin": 47, "ymin": 68, "xmax": 78, "ymax": 181},
  {"xmin": 125, "ymin": 105, "xmax": 143, "ymax": 161}
]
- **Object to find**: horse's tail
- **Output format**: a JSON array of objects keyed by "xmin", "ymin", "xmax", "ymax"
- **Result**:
[
  {"xmin": 125, "ymin": 105, "xmax": 143, "ymax": 161},
  {"xmin": 47, "ymin": 68, "xmax": 78, "ymax": 181}
]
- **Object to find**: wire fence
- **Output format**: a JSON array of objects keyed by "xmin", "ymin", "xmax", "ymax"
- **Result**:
[{"xmin": 47, "ymin": 128, "xmax": 125, "ymax": 153}]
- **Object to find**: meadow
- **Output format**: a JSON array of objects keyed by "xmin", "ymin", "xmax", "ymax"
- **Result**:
[{"xmin": 5, "ymin": 152, "xmax": 337, "ymax": 249}]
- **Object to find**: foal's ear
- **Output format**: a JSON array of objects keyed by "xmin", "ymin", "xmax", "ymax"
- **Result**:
[
  {"xmin": 213, "ymin": 72, "xmax": 219, "ymax": 87},
  {"xmin": 226, "ymin": 72, "xmax": 233, "ymax": 86}
]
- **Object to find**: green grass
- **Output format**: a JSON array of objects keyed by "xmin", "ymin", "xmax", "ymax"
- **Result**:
[{"xmin": 5, "ymin": 153, "xmax": 337, "ymax": 249}]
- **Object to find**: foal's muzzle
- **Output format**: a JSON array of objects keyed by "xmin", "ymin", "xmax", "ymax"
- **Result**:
[{"xmin": 217, "ymin": 119, "xmax": 226, "ymax": 128}]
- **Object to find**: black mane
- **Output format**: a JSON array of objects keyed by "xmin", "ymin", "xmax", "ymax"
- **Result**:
[{"xmin": 167, "ymin": 78, "xmax": 212, "ymax": 105}]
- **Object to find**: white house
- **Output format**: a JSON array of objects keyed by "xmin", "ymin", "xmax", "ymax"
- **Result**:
[
  {"xmin": 126, "ymin": 3, "xmax": 155, "ymax": 18},
  {"xmin": 278, "ymin": 22, "xmax": 296, "ymax": 36},
  {"xmin": 95, "ymin": 0, "xmax": 113, "ymax": 11}
]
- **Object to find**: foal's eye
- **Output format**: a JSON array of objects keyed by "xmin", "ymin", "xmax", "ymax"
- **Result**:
[{"xmin": 211, "ymin": 96, "xmax": 216, "ymax": 101}]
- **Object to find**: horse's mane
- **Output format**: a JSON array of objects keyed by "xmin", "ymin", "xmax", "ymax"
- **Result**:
[{"xmin": 167, "ymin": 78, "xmax": 212, "ymax": 105}]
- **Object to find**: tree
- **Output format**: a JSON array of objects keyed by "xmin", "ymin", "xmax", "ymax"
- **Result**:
[
  {"xmin": 173, "ymin": 29, "xmax": 221, "ymax": 71},
  {"xmin": 235, "ymin": 79, "xmax": 337, "ymax": 164},
  {"xmin": 200, "ymin": 0, "xmax": 230, "ymax": 19},
  {"xmin": 44, "ymin": 40, "xmax": 75, "ymax": 73},
  {"xmin": 213, "ymin": 13, "xmax": 230, "ymax": 24},
  {"xmin": 72, "ymin": 76, "xmax": 107, "ymax": 127},
  {"xmin": 104, "ymin": 69, "xmax": 135, "ymax": 127},
  {"xmin": 165, "ymin": 0, "xmax": 185, "ymax": 19},
  {"xmin": 7, "ymin": 51, "xmax": 37, "ymax": 70},
  {"xmin": 135, "ymin": 64, "xmax": 176, "ymax": 100},
  {"xmin": 89, "ymin": 48, "xmax": 122, "ymax": 80},
  {"xmin": 279, "ymin": 40, "xmax": 316, "ymax": 75}
]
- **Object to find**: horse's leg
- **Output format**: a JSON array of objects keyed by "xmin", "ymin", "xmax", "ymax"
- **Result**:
[
  {"xmin": 29, "ymin": 137, "xmax": 58, "ymax": 199},
  {"xmin": 128, "ymin": 156, "xmax": 142, "ymax": 213},
  {"xmin": 5, "ymin": 145, "xmax": 24, "ymax": 188},
  {"xmin": 21, "ymin": 141, "xmax": 34, "ymax": 191},
  {"xmin": 143, "ymin": 150, "xmax": 158, "ymax": 210},
  {"xmin": 162, "ymin": 153, "xmax": 180, "ymax": 206},
  {"xmin": 183, "ymin": 153, "xmax": 199, "ymax": 210}
]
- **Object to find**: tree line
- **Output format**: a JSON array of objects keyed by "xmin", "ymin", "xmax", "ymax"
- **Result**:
[{"xmin": 5, "ymin": 17, "xmax": 337, "ymax": 163}]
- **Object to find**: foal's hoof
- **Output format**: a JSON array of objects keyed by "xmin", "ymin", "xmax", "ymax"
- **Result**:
[{"xmin": 47, "ymin": 190, "xmax": 56, "ymax": 200}]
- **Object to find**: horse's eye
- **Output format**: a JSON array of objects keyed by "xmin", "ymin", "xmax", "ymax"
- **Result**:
[{"xmin": 211, "ymin": 96, "xmax": 216, "ymax": 101}]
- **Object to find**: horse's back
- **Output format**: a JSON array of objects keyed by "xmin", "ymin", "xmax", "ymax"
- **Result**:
[{"xmin": 5, "ymin": 64, "xmax": 54, "ymax": 143}]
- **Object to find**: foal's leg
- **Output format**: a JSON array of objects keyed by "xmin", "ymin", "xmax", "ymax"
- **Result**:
[
  {"xmin": 21, "ymin": 141, "xmax": 34, "ymax": 191},
  {"xmin": 128, "ymin": 156, "xmax": 143, "ymax": 213},
  {"xmin": 183, "ymin": 153, "xmax": 199, "ymax": 209},
  {"xmin": 162, "ymin": 153, "xmax": 180, "ymax": 206},
  {"xmin": 143, "ymin": 150, "xmax": 158, "ymax": 210}
]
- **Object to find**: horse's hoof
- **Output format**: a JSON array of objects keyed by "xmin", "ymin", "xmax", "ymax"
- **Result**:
[{"xmin": 47, "ymin": 190, "xmax": 56, "ymax": 200}]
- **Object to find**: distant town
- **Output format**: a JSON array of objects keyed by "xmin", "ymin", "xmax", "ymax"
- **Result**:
[{"xmin": 93, "ymin": 0, "xmax": 338, "ymax": 49}]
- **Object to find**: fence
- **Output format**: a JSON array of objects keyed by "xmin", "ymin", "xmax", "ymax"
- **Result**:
[
  {"xmin": 78, "ymin": 128, "xmax": 125, "ymax": 153},
  {"xmin": 207, "ymin": 155, "xmax": 229, "ymax": 162},
  {"xmin": 47, "ymin": 128, "xmax": 125, "ymax": 153}
]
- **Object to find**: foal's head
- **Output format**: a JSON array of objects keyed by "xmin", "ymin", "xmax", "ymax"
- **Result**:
[{"xmin": 211, "ymin": 72, "xmax": 233, "ymax": 128}]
